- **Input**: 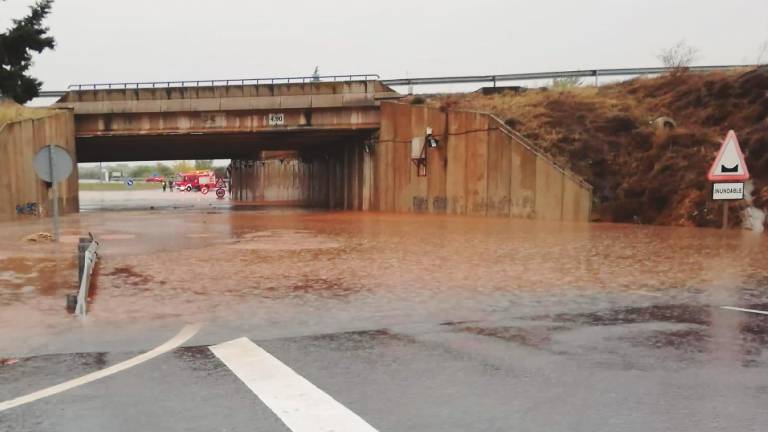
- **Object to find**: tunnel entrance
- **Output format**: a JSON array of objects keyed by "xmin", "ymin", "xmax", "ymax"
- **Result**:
[
  {"xmin": 77, "ymin": 128, "xmax": 376, "ymax": 212},
  {"xmin": 229, "ymin": 139, "xmax": 371, "ymax": 210}
]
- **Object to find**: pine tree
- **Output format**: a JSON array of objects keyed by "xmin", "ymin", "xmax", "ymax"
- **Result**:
[{"xmin": 0, "ymin": 0, "xmax": 56, "ymax": 104}]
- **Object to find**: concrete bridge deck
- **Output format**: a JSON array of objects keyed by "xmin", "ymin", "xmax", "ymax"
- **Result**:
[
  {"xmin": 54, "ymin": 80, "xmax": 399, "ymax": 162},
  {"xmin": 56, "ymin": 80, "xmax": 399, "ymax": 114}
]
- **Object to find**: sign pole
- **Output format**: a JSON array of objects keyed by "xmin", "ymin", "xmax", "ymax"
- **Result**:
[
  {"xmin": 48, "ymin": 144, "xmax": 60, "ymax": 241},
  {"xmin": 722, "ymin": 201, "xmax": 729, "ymax": 230}
]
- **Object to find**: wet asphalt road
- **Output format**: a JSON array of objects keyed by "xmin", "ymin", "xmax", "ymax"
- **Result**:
[{"xmin": 2, "ymin": 302, "xmax": 767, "ymax": 431}]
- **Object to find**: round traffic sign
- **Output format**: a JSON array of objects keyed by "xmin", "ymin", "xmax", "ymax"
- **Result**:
[
  {"xmin": 201, "ymin": 186, "xmax": 209, "ymax": 194},
  {"xmin": 126, "ymin": 178, "xmax": 134, "ymax": 187},
  {"xmin": 215, "ymin": 188, "xmax": 226, "ymax": 198},
  {"xmin": 33, "ymin": 145, "xmax": 74, "ymax": 183}
]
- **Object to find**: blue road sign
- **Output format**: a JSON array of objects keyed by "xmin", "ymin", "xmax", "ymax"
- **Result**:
[{"xmin": 126, "ymin": 178, "xmax": 134, "ymax": 187}]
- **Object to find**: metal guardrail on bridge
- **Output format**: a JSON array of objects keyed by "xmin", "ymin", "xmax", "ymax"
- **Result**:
[
  {"xmin": 66, "ymin": 74, "xmax": 381, "ymax": 91},
  {"xmin": 380, "ymin": 65, "xmax": 757, "ymax": 87},
  {"xmin": 37, "ymin": 65, "xmax": 759, "ymax": 98}
]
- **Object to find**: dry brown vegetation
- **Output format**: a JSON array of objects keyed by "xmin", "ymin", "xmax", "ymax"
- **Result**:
[{"xmin": 427, "ymin": 67, "xmax": 768, "ymax": 228}]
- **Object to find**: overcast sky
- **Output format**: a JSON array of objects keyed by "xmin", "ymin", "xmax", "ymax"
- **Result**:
[
  {"xmin": 4, "ymin": 0, "xmax": 767, "ymax": 167},
  {"xmin": 3, "ymin": 0, "xmax": 767, "ymax": 91}
]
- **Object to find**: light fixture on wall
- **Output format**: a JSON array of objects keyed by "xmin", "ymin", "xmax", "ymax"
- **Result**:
[{"xmin": 426, "ymin": 127, "xmax": 439, "ymax": 148}]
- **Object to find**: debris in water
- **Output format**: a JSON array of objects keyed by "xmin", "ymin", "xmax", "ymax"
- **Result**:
[
  {"xmin": 743, "ymin": 181, "xmax": 766, "ymax": 232},
  {"xmin": 22, "ymin": 232, "xmax": 53, "ymax": 242}
]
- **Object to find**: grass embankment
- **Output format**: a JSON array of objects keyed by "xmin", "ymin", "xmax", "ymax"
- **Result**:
[
  {"xmin": 428, "ymin": 67, "xmax": 768, "ymax": 228},
  {"xmin": 79, "ymin": 182, "xmax": 160, "ymax": 191}
]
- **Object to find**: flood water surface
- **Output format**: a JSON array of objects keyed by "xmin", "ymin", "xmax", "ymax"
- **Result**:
[{"xmin": 1, "ymin": 191, "xmax": 767, "ymax": 356}]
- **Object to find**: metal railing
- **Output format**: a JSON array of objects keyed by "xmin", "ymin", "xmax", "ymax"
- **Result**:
[
  {"xmin": 380, "ymin": 65, "xmax": 757, "ymax": 87},
  {"xmin": 66, "ymin": 74, "xmax": 381, "ymax": 91},
  {"xmin": 489, "ymin": 113, "xmax": 592, "ymax": 191},
  {"xmin": 37, "ymin": 64, "xmax": 759, "ymax": 98}
]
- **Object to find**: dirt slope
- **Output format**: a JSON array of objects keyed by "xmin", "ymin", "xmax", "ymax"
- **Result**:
[{"xmin": 429, "ymin": 67, "xmax": 768, "ymax": 228}]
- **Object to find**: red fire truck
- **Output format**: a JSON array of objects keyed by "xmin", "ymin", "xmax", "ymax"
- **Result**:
[{"xmin": 173, "ymin": 170, "xmax": 217, "ymax": 193}]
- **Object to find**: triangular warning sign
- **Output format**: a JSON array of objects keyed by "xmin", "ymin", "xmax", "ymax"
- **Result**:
[{"xmin": 707, "ymin": 130, "xmax": 750, "ymax": 181}]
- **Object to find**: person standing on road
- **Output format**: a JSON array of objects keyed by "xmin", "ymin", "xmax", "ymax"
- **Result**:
[{"xmin": 162, "ymin": 181, "xmax": 167, "ymax": 192}]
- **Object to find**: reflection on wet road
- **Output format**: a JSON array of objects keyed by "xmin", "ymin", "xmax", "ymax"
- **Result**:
[{"xmin": 0, "ymin": 191, "xmax": 767, "ymax": 431}]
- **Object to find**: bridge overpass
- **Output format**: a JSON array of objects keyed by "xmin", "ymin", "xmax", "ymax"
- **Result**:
[
  {"xmin": 2, "ymin": 75, "xmax": 594, "ymax": 221},
  {"xmin": 54, "ymin": 76, "xmax": 398, "ymax": 162}
]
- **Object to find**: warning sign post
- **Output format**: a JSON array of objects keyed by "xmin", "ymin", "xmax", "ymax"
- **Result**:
[{"xmin": 708, "ymin": 130, "xmax": 749, "ymax": 229}]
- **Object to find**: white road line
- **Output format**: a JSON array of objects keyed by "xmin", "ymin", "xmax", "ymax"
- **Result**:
[
  {"xmin": 721, "ymin": 306, "xmax": 768, "ymax": 316},
  {"xmin": 0, "ymin": 323, "xmax": 201, "ymax": 413},
  {"xmin": 210, "ymin": 337, "xmax": 378, "ymax": 432}
]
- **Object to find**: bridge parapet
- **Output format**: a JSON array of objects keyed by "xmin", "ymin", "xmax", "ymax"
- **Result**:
[{"xmin": 56, "ymin": 80, "xmax": 400, "ymax": 114}]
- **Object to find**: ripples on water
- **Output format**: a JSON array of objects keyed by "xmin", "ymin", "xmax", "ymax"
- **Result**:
[{"xmin": 0, "ymin": 199, "xmax": 766, "ymax": 340}]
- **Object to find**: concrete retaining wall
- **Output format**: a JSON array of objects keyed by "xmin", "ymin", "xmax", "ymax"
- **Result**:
[
  {"xmin": 373, "ymin": 102, "xmax": 592, "ymax": 222},
  {"xmin": 213, "ymin": 102, "xmax": 592, "ymax": 222},
  {"xmin": 0, "ymin": 110, "xmax": 79, "ymax": 222}
]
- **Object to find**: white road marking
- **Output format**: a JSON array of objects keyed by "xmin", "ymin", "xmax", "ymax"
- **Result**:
[
  {"xmin": 0, "ymin": 323, "xmax": 201, "ymax": 413},
  {"xmin": 721, "ymin": 306, "xmax": 768, "ymax": 316},
  {"xmin": 210, "ymin": 337, "xmax": 378, "ymax": 432}
]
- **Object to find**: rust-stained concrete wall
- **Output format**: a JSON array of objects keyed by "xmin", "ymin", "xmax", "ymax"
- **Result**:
[
  {"xmin": 0, "ymin": 110, "xmax": 79, "ymax": 222},
  {"xmin": 216, "ymin": 101, "xmax": 591, "ymax": 221},
  {"xmin": 373, "ymin": 102, "xmax": 592, "ymax": 222},
  {"xmin": 230, "ymin": 143, "xmax": 370, "ymax": 210}
]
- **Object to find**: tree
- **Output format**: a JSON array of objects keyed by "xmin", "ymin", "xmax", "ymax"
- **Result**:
[
  {"xmin": 77, "ymin": 165, "xmax": 101, "ymax": 180},
  {"xmin": 129, "ymin": 165, "xmax": 154, "ymax": 179},
  {"xmin": 194, "ymin": 159, "xmax": 213, "ymax": 170},
  {"xmin": 0, "ymin": 0, "xmax": 56, "ymax": 104},
  {"xmin": 155, "ymin": 162, "xmax": 173, "ymax": 177},
  {"xmin": 172, "ymin": 160, "xmax": 193, "ymax": 173},
  {"xmin": 657, "ymin": 39, "xmax": 699, "ymax": 71},
  {"xmin": 551, "ymin": 76, "xmax": 582, "ymax": 90}
]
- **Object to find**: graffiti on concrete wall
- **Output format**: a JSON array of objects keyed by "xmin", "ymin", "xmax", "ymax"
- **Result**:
[
  {"xmin": 432, "ymin": 196, "xmax": 447, "ymax": 212},
  {"xmin": 15, "ymin": 202, "xmax": 39, "ymax": 216},
  {"xmin": 412, "ymin": 196, "xmax": 428, "ymax": 212}
]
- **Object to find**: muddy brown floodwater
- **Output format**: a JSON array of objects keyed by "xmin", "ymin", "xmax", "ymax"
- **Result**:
[{"xmin": 1, "ymin": 190, "xmax": 767, "ymax": 356}]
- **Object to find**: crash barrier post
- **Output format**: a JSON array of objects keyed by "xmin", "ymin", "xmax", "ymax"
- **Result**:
[{"xmin": 71, "ymin": 234, "xmax": 99, "ymax": 317}]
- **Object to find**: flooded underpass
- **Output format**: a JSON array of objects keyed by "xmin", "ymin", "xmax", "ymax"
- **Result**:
[{"xmin": 2, "ymin": 190, "xmax": 768, "ymax": 431}]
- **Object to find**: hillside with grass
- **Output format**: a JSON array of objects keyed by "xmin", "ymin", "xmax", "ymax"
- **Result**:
[{"xmin": 427, "ymin": 67, "xmax": 768, "ymax": 228}]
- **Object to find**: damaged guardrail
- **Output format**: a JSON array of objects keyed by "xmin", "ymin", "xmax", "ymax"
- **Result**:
[{"xmin": 66, "ymin": 234, "xmax": 99, "ymax": 317}]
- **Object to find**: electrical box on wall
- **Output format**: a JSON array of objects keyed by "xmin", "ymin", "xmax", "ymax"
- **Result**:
[{"xmin": 411, "ymin": 137, "xmax": 426, "ymax": 160}]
